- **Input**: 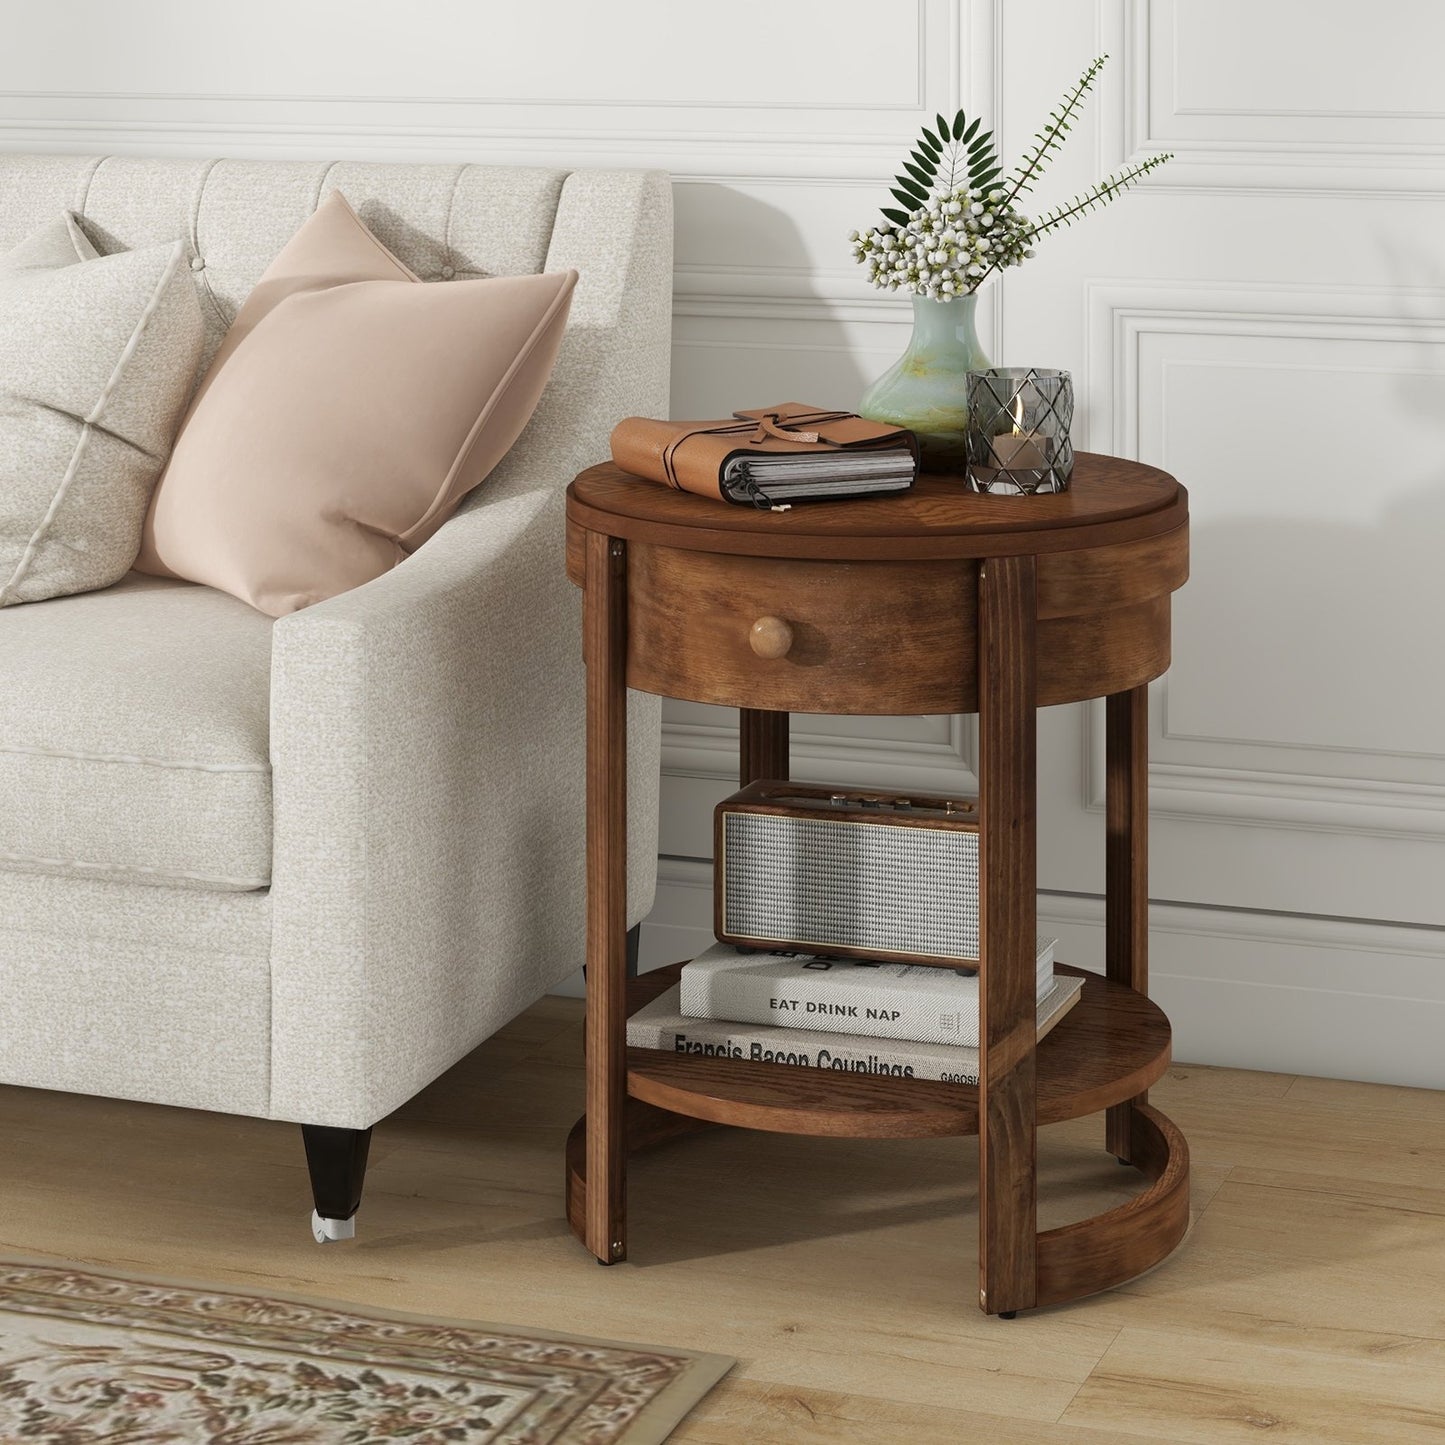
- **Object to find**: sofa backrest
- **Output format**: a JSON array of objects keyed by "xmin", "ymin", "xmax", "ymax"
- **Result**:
[
  {"xmin": 2, "ymin": 157, "xmax": 573, "ymax": 358},
  {"xmin": 0, "ymin": 153, "xmax": 673, "ymax": 498}
]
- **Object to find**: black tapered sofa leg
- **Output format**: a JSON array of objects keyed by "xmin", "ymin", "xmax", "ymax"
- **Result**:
[{"xmin": 302, "ymin": 1123, "xmax": 372, "ymax": 1244}]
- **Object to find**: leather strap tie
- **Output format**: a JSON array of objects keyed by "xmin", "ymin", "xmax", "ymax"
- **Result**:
[
  {"xmin": 742, "ymin": 411, "xmax": 820, "ymax": 444},
  {"xmin": 659, "ymin": 409, "xmax": 858, "ymax": 491}
]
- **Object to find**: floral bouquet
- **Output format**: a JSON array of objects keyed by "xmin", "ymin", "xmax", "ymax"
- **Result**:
[
  {"xmin": 851, "ymin": 55, "xmax": 1172, "ymax": 299},
  {"xmin": 850, "ymin": 55, "xmax": 1172, "ymax": 464}
]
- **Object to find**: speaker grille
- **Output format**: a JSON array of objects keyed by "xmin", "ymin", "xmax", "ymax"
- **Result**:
[{"xmin": 721, "ymin": 812, "xmax": 980, "ymax": 961}]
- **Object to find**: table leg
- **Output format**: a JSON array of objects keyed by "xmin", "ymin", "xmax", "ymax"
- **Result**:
[
  {"xmin": 977, "ymin": 555, "xmax": 1039, "ymax": 1316},
  {"xmin": 1105, "ymin": 685, "xmax": 1150, "ymax": 1162},
  {"xmin": 739, "ymin": 708, "xmax": 789, "ymax": 786},
  {"xmin": 584, "ymin": 532, "xmax": 628, "ymax": 1265}
]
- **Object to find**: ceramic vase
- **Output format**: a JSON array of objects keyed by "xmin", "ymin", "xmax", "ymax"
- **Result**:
[{"xmin": 858, "ymin": 292, "xmax": 989, "ymax": 469}]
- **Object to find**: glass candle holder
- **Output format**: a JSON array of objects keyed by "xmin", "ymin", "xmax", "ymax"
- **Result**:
[{"xmin": 964, "ymin": 368, "xmax": 1074, "ymax": 495}]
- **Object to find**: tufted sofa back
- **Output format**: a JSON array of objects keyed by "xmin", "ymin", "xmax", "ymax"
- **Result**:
[
  {"xmin": 0, "ymin": 156, "xmax": 586, "ymax": 364},
  {"xmin": 0, "ymin": 152, "xmax": 673, "ymax": 507}
]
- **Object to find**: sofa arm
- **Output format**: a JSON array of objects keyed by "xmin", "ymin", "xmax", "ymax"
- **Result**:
[
  {"xmin": 268, "ymin": 482, "xmax": 661, "ymax": 1128},
  {"xmin": 266, "ymin": 165, "xmax": 671, "ymax": 1128}
]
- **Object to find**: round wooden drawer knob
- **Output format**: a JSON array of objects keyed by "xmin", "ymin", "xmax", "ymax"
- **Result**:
[{"xmin": 749, "ymin": 616, "xmax": 794, "ymax": 659}]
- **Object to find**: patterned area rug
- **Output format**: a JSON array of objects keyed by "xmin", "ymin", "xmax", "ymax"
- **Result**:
[{"xmin": 0, "ymin": 1257, "xmax": 731, "ymax": 1443}]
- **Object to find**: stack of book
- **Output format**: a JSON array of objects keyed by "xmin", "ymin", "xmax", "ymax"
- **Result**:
[{"xmin": 627, "ymin": 938, "xmax": 1083, "ymax": 1086}]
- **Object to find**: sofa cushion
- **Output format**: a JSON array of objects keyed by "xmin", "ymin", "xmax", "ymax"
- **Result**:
[
  {"xmin": 0, "ymin": 573, "xmax": 272, "ymax": 890},
  {"xmin": 137, "ymin": 190, "xmax": 577, "ymax": 617},
  {"xmin": 0, "ymin": 215, "xmax": 205, "ymax": 607}
]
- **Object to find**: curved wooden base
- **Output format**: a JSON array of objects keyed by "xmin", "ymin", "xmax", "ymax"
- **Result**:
[
  {"xmin": 1034, "ymin": 1102, "xmax": 1190, "ymax": 1309},
  {"xmin": 565, "ymin": 1094, "xmax": 1190, "ymax": 1311},
  {"xmin": 620, "ymin": 963, "xmax": 1171, "ymax": 1139}
]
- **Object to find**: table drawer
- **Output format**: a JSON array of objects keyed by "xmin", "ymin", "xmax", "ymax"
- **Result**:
[{"xmin": 625, "ymin": 543, "xmax": 977, "ymax": 715}]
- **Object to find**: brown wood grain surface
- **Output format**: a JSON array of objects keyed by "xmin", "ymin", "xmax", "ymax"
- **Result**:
[
  {"xmin": 621, "ymin": 542, "xmax": 1174, "ymax": 714},
  {"xmin": 1035, "ymin": 522, "xmax": 1188, "ymax": 619},
  {"xmin": 583, "ymin": 531, "xmax": 629, "ymax": 1265},
  {"xmin": 625, "ymin": 544, "xmax": 978, "ymax": 715},
  {"xmin": 738, "ymin": 708, "xmax": 789, "ymax": 787},
  {"xmin": 1034, "ymin": 1102, "xmax": 1191, "ymax": 1309},
  {"xmin": 567, "ymin": 456, "xmax": 1186, "ymax": 561},
  {"xmin": 1105, "ymin": 686, "xmax": 1152, "ymax": 1161},
  {"xmin": 977, "ymin": 554, "xmax": 1040, "ymax": 1316}
]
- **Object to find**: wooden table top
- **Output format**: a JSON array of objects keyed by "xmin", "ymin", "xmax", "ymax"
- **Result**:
[{"xmin": 566, "ymin": 452, "xmax": 1187, "ymax": 561}]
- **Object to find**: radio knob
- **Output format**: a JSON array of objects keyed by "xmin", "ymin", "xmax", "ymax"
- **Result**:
[{"xmin": 749, "ymin": 615, "xmax": 794, "ymax": 659}]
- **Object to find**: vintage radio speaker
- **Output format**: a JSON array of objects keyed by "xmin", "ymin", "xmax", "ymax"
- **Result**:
[{"xmin": 714, "ymin": 780, "xmax": 981, "ymax": 967}]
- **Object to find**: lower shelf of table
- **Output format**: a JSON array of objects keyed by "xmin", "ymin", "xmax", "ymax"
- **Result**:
[
  {"xmin": 618, "ymin": 961, "xmax": 1170, "ymax": 1140},
  {"xmin": 563, "ymin": 1086, "xmax": 1193, "ymax": 1312}
]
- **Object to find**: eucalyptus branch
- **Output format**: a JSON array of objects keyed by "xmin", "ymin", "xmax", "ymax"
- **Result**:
[
  {"xmin": 1021, "ymin": 152, "xmax": 1173, "ymax": 242},
  {"xmin": 1002, "ymin": 54, "xmax": 1108, "ymax": 207}
]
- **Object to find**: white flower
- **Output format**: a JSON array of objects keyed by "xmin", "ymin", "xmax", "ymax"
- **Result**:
[{"xmin": 849, "ymin": 182, "xmax": 1034, "ymax": 297}]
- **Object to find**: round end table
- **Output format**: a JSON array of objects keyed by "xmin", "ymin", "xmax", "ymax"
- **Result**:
[{"xmin": 564, "ymin": 454, "xmax": 1190, "ymax": 1315}]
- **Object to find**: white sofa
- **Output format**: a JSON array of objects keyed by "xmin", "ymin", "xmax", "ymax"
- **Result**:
[{"xmin": 0, "ymin": 155, "xmax": 668, "ymax": 1239}]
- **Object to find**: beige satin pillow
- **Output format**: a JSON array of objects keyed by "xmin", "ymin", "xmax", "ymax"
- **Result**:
[{"xmin": 138, "ymin": 191, "xmax": 577, "ymax": 616}]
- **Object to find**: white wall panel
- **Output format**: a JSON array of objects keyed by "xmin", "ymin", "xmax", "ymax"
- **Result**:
[
  {"xmin": 3, "ymin": 0, "xmax": 928, "ymax": 110},
  {"xmin": 1100, "ymin": 0, "xmax": 1445, "ymax": 192},
  {"xmin": 0, "ymin": 0, "xmax": 962, "ymax": 176}
]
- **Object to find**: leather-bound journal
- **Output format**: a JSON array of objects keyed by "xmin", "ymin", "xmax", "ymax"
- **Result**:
[{"xmin": 610, "ymin": 403, "xmax": 917, "ymax": 507}]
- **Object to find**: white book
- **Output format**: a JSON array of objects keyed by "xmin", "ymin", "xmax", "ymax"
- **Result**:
[
  {"xmin": 629, "ymin": 973, "xmax": 1084, "ymax": 1086},
  {"xmin": 680, "ymin": 937, "xmax": 1057, "ymax": 1048}
]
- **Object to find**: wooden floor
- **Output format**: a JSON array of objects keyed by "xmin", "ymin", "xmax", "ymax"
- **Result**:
[{"xmin": 3, "ymin": 996, "xmax": 1444, "ymax": 1443}]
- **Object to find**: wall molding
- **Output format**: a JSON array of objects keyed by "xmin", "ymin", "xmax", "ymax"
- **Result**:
[
  {"xmin": 0, "ymin": 0, "xmax": 966, "ymax": 180},
  {"xmin": 662, "ymin": 711, "xmax": 977, "ymax": 793},
  {"xmin": 0, "ymin": 121, "xmax": 933, "ymax": 180},
  {"xmin": 1083, "ymin": 277, "xmax": 1445, "ymax": 840},
  {"xmin": 1097, "ymin": 0, "xmax": 1445, "ymax": 195}
]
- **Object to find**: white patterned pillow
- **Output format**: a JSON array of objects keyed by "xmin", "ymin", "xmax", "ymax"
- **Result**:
[{"xmin": 0, "ymin": 214, "xmax": 204, "ymax": 606}]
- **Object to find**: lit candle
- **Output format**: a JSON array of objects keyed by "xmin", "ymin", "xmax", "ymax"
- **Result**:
[{"xmin": 990, "ymin": 395, "xmax": 1049, "ymax": 471}]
